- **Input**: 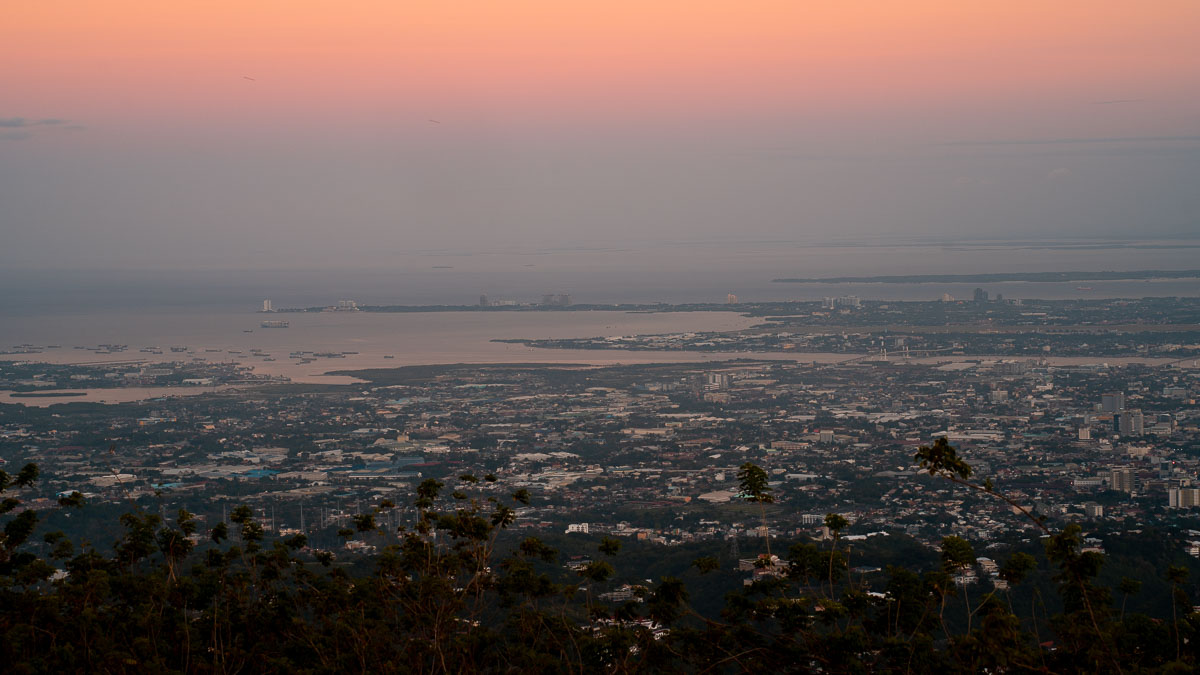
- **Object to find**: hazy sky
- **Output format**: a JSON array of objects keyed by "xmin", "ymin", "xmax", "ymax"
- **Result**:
[{"xmin": 3, "ymin": 1, "xmax": 1199, "ymax": 270}]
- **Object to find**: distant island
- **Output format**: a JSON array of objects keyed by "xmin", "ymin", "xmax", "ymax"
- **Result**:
[{"xmin": 772, "ymin": 269, "xmax": 1200, "ymax": 284}]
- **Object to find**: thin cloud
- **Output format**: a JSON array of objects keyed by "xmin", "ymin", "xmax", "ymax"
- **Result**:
[
  {"xmin": 0, "ymin": 117, "xmax": 68, "ymax": 128},
  {"xmin": 1090, "ymin": 99, "xmax": 1145, "ymax": 105},
  {"xmin": 937, "ymin": 135, "xmax": 1200, "ymax": 147},
  {"xmin": 1046, "ymin": 167, "xmax": 1074, "ymax": 182},
  {"xmin": 0, "ymin": 131, "xmax": 33, "ymax": 141}
]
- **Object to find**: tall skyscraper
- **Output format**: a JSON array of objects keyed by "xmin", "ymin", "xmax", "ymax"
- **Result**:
[
  {"xmin": 1101, "ymin": 392, "xmax": 1125, "ymax": 413},
  {"xmin": 1118, "ymin": 410, "xmax": 1144, "ymax": 436},
  {"xmin": 262, "ymin": 299, "xmax": 273, "ymax": 313},
  {"xmin": 541, "ymin": 294, "xmax": 571, "ymax": 306},
  {"xmin": 705, "ymin": 372, "xmax": 731, "ymax": 390},
  {"xmin": 1169, "ymin": 488, "xmax": 1200, "ymax": 508},
  {"xmin": 823, "ymin": 295, "xmax": 861, "ymax": 309},
  {"xmin": 1109, "ymin": 468, "xmax": 1135, "ymax": 493}
]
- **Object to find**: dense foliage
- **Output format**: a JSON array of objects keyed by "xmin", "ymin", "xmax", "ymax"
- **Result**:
[{"xmin": 3, "ymin": 440, "xmax": 1200, "ymax": 673}]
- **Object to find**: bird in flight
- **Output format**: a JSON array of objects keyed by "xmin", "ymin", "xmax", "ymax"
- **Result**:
[
  {"xmin": 243, "ymin": 76, "xmax": 256, "ymax": 81},
  {"xmin": 428, "ymin": 119, "xmax": 441, "ymax": 124}
]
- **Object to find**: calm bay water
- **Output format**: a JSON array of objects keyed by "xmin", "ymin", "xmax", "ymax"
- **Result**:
[
  {"xmin": 0, "ymin": 311, "xmax": 762, "ymax": 390},
  {"xmin": 2, "ymin": 240, "xmax": 1198, "ymax": 316},
  {"xmin": 1, "ymin": 308, "xmax": 1190, "ymax": 407},
  {"xmin": 3, "ymin": 241, "xmax": 1197, "ymax": 404}
]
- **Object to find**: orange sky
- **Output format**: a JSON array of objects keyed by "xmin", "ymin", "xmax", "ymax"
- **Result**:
[
  {"xmin": 6, "ymin": 1, "xmax": 1199, "ymax": 136},
  {"xmin": 4, "ymin": 1, "xmax": 1199, "ymax": 269}
]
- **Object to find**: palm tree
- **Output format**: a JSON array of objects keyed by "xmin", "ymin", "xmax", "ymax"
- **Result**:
[
  {"xmin": 824, "ymin": 513, "xmax": 849, "ymax": 599},
  {"xmin": 1167, "ymin": 565, "xmax": 1189, "ymax": 661},
  {"xmin": 1117, "ymin": 576, "xmax": 1141, "ymax": 621},
  {"xmin": 737, "ymin": 462, "xmax": 773, "ymax": 558},
  {"xmin": 941, "ymin": 535, "xmax": 977, "ymax": 632}
]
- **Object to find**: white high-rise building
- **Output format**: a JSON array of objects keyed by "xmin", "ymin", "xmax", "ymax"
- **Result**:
[
  {"xmin": 1109, "ymin": 468, "xmax": 1135, "ymax": 493},
  {"xmin": 262, "ymin": 299, "xmax": 273, "ymax": 313},
  {"xmin": 705, "ymin": 373, "xmax": 731, "ymax": 390},
  {"xmin": 1169, "ymin": 488, "xmax": 1200, "ymax": 509}
]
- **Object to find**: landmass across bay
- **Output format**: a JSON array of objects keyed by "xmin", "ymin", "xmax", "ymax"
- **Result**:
[{"xmin": 772, "ymin": 268, "xmax": 1200, "ymax": 284}]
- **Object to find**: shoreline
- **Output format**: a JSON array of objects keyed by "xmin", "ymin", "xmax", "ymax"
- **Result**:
[{"xmin": 4, "ymin": 350, "xmax": 1190, "ymax": 408}]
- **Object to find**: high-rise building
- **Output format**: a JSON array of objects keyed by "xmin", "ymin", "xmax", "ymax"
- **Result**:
[
  {"xmin": 1109, "ymin": 468, "xmax": 1135, "ymax": 493},
  {"xmin": 823, "ymin": 296, "xmax": 861, "ymax": 309},
  {"xmin": 727, "ymin": 293, "xmax": 738, "ymax": 304},
  {"xmin": 262, "ymin": 299, "xmax": 273, "ymax": 313},
  {"xmin": 1169, "ymin": 488, "xmax": 1200, "ymax": 508},
  {"xmin": 1118, "ymin": 409, "xmax": 1144, "ymax": 436},
  {"xmin": 973, "ymin": 288, "xmax": 989, "ymax": 302},
  {"xmin": 1101, "ymin": 392, "xmax": 1125, "ymax": 413},
  {"xmin": 479, "ymin": 294, "xmax": 489, "ymax": 307},
  {"xmin": 705, "ymin": 373, "xmax": 731, "ymax": 390}
]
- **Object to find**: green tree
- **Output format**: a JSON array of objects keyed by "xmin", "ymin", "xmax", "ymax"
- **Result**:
[
  {"xmin": 737, "ymin": 462, "xmax": 774, "ymax": 557},
  {"xmin": 940, "ymin": 535, "xmax": 976, "ymax": 631},
  {"xmin": 1118, "ymin": 576, "xmax": 1142, "ymax": 620},
  {"xmin": 1168, "ymin": 565, "xmax": 1189, "ymax": 661}
]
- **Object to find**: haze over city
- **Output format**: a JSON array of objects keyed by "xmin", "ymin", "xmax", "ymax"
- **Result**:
[
  {"xmin": 9, "ymin": 3, "xmax": 1200, "ymax": 672},
  {"xmin": 4, "ymin": 1, "xmax": 1199, "ymax": 272}
]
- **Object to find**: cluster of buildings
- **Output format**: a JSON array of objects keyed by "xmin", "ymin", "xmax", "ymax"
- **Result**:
[
  {"xmin": 2, "ymin": 348, "xmax": 1198, "ymax": 569},
  {"xmin": 478, "ymin": 293, "xmax": 572, "ymax": 307},
  {"xmin": 0, "ymin": 358, "xmax": 277, "ymax": 391}
]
